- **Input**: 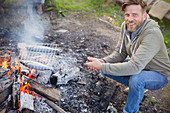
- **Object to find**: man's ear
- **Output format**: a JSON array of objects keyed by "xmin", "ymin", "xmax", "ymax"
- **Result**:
[{"xmin": 144, "ymin": 12, "xmax": 147, "ymax": 20}]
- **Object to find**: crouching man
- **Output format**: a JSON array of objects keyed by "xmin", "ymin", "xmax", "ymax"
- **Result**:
[{"xmin": 84, "ymin": 0, "xmax": 170, "ymax": 112}]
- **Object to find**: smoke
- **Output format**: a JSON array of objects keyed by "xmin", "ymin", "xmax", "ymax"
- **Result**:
[
  {"xmin": 21, "ymin": 15, "xmax": 49, "ymax": 43},
  {"xmin": 15, "ymin": 1, "xmax": 50, "ymax": 44}
]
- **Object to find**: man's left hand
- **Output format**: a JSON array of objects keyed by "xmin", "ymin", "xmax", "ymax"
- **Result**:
[{"xmin": 84, "ymin": 57, "xmax": 103, "ymax": 72}]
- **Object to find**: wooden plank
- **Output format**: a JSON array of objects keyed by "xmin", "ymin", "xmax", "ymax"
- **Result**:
[{"xmin": 23, "ymin": 75, "xmax": 60, "ymax": 102}]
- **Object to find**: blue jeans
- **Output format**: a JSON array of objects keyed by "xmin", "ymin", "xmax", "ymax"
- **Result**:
[{"xmin": 101, "ymin": 71, "xmax": 168, "ymax": 113}]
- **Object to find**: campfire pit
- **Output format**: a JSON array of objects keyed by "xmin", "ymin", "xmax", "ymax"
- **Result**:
[{"xmin": 0, "ymin": 39, "xmax": 118, "ymax": 113}]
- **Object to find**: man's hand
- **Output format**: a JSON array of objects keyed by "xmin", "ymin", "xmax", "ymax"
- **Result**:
[{"xmin": 84, "ymin": 57, "xmax": 105, "ymax": 72}]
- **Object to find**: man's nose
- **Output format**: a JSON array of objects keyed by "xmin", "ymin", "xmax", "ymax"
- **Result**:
[{"xmin": 128, "ymin": 15, "xmax": 133, "ymax": 21}]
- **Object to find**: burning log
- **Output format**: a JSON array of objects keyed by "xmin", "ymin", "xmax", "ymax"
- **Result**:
[
  {"xmin": 45, "ymin": 99, "xmax": 66, "ymax": 113},
  {"xmin": 12, "ymin": 75, "xmax": 19, "ymax": 110},
  {"xmin": 23, "ymin": 75, "xmax": 60, "ymax": 102}
]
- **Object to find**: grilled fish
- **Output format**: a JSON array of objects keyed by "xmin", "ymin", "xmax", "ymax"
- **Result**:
[
  {"xmin": 20, "ymin": 60, "xmax": 55, "ymax": 72},
  {"xmin": 26, "ymin": 46, "xmax": 62, "ymax": 53}
]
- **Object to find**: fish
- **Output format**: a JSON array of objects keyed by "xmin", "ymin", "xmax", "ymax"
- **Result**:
[
  {"xmin": 26, "ymin": 45, "xmax": 63, "ymax": 53},
  {"xmin": 20, "ymin": 60, "xmax": 56, "ymax": 72}
]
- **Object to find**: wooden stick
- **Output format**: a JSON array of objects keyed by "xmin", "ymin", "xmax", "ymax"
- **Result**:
[
  {"xmin": 45, "ymin": 99, "xmax": 66, "ymax": 113},
  {"xmin": 23, "ymin": 75, "xmax": 60, "ymax": 101}
]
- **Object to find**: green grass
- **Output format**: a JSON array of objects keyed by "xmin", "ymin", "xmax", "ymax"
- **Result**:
[
  {"xmin": 147, "ymin": 97, "xmax": 157, "ymax": 104},
  {"xmin": 162, "ymin": 0, "xmax": 170, "ymax": 4},
  {"xmin": 51, "ymin": 0, "xmax": 124, "ymax": 26}
]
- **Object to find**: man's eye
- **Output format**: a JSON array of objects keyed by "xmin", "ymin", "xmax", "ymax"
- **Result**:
[
  {"xmin": 133, "ymin": 14, "xmax": 137, "ymax": 16},
  {"xmin": 125, "ymin": 14, "xmax": 129, "ymax": 17}
]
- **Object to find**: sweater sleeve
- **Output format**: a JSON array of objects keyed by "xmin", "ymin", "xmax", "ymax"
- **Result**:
[{"xmin": 102, "ymin": 27, "xmax": 162, "ymax": 76}]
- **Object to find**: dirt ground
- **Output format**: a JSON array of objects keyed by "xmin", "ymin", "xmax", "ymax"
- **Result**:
[{"xmin": 0, "ymin": 6, "xmax": 169, "ymax": 113}]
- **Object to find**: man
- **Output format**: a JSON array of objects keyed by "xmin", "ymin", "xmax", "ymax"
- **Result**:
[
  {"xmin": 84, "ymin": 0, "xmax": 170, "ymax": 112},
  {"xmin": 27, "ymin": 0, "xmax": 45, "ymax": 15}
]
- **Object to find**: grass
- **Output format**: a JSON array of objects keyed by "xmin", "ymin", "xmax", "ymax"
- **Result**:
[
  {"xmin": 147, "ymin": 97, "xmax": 157, "ymax": 104},
  {"xmin": 162, "ymin": 0, "xmax": 170, "ymax": 4},
  {"xmin": 52, "ymin": 0, "xmax": 124, "ymax": 26}
]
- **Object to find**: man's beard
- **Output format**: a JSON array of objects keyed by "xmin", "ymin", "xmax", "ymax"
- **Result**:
[{"xmin": 126, "ymin": 20, "xmax": 143, "ymax": 32}]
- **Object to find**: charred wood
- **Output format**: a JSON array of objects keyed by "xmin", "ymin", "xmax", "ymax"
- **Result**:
[
  {"xmin": 21, "ymin": 109, "xmax": 34, "ymax": 113},
  {"xmin": 0, "ymin": 107, "xmax": 6, "ymax": 113},
  {"xmin": 0, "ymin": 81, "xmax": 12, "ymax": 104},
  {"xmin": 12, "ymin": 75, "xmax": 19, "ymax": 110},
  {"xmin": 23, "ymin": 75, "xmax": 60, "ymax": 101}
]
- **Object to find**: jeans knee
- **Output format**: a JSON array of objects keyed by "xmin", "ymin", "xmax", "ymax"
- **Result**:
[{"xmin": 129, "ymin": 75, "xmax": 144, "ymax": 89}]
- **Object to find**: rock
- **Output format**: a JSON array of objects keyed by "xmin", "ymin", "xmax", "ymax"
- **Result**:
[
  {"xmin": 55, "ymin": 29, "xmax": 68, "ymax": 33},
  {"xmin": 149, "ymin": 0, "xmax": 170, "ymax": 20},
  {"xmin": 107, "ymin": 103, "xmax": 118, "ymax": 113}
]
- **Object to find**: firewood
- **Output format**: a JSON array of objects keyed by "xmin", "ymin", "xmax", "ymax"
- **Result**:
[
  {"xmin": 0, "ymin": 107, "xmax": 6, "ymax": 113},
  {"xmin": 23, "ymin": 75, "xmax": 60, "ymax": 101},
  {"xmin": 0, "ymin": 82, "xmax": 12, "ymax": 104},
  {"xmin": 21, "ymin": 109, "xmax": 34, "ymax": 113},
  {"xmin": 45, "ymin": 99, "xmax": 66, "ymax": 113}
]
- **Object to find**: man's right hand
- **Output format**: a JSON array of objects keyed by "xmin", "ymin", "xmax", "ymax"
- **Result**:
[{"xmin": 84, "ymin": 57, "xmax": 105, "ymax": 72}]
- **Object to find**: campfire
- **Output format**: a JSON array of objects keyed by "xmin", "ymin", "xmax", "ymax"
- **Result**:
[
  {"xmin": 0, "ymin": 30, "xmax": 118, "ymax": 113},
  {"xmin": 0, "ymin": 39, "xmax": 118, "ymax": 113},
  {"xmin": 0, "ymin": 42, "xmax": 77, "ymax": 113}
]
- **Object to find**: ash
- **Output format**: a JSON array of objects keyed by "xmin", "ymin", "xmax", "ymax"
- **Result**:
[{"xmin": 34, "ymin": 97, "xmax": 55, "ymax": 113}]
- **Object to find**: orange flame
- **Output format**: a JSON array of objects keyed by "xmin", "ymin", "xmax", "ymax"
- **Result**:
[
  {"xmin": 20, "ymin": 81, "xmax": 31, "ymax": 94},
  {"xmin": 2, "ymin": 61, "xmax": 7, "ymax": 68},
  {"xmin": 11, "ymin": 57, "xmax": 20, "ymax": 70},
  {"xmin": 27, "ymin": 69, "xmax": 36, "ymax": 79}
]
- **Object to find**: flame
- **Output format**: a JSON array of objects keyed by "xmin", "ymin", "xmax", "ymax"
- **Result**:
[
  {"xmin": 11, "ymin": 57, "xmax": 20, "ymax": 70},
  {"xmin": 2, "ymin": 61, "xmax": 7, "ymax": 68},
  {"xmin": 27, "ymin": 68, "xmax": 35, "ymax": 79}
]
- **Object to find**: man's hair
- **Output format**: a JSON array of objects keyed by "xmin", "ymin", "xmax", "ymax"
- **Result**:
[{"xmin": 121, "ymin": 0, "xmax": 147, "ymax": 12}]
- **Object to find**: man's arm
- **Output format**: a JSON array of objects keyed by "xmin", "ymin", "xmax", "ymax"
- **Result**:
[{"xmin": 102, "ymin": 29, "xmax": 162, "ymax": 76}]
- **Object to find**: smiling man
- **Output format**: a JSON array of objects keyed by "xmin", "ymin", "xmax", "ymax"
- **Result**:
[{"xmin": 84, "ymin": 0, "xmax": 170, "ymax": 112}]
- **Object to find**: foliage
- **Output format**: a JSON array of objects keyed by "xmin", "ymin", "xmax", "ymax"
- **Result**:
[
  {"xmin": 3, "ymin": 0, "xmax": 18, "ymax": 5},
  {"xmin": 162, "ymin": 0, "xmax": 170, "ymax": 4},
  {"xmin": 45, "ymin": 0, "xmax": 66, "ymax": 17},
  {"xmin": 147, "ymin": 97, "xmax": 157, "ymax": 104}
]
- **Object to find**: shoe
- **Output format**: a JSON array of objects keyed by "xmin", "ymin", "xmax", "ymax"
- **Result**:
[
  {"xmin": 0, "ymin": 6, "xmax": 4, "ymax": 14},
  {"xmin": 123, "ymin": 87, "xmax": 148, "ymax": 95},
  {"xmin": 37, "ymin": 4, "xmax": 43, "ymax": 15}
]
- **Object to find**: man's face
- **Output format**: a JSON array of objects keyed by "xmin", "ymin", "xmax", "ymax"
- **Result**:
[{"xmin": 124, "ymin": 5, "xmax": 146, "ymax": 32}]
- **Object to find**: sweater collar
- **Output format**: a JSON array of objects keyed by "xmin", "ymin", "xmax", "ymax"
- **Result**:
[{"xmin": 126, "ymin": 20, "xmax": 146, "ymax": 42}]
